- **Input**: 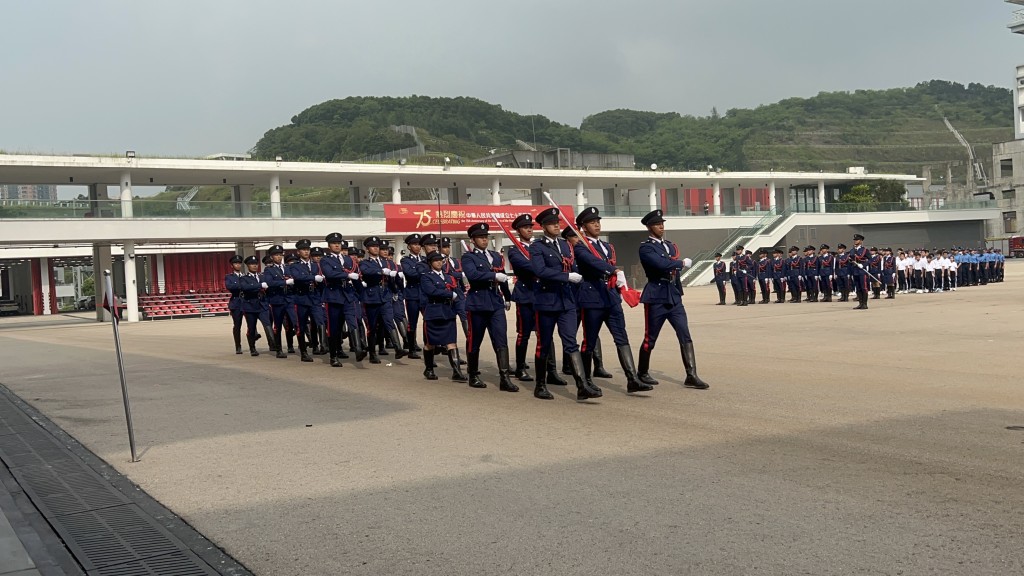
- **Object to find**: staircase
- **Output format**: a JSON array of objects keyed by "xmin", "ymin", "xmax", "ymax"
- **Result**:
[{"xmin": 680, "ymin": 208, "xmax": 797, "ymax": 286}]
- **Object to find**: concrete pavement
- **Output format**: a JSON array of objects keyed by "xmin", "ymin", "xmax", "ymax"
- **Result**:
[{"xmin": 0, "ymin": 263, "xmax": 1021, "ymax": 575}]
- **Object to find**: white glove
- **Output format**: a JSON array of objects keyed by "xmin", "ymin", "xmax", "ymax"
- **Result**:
[
  {"xmin": 494, "ymin": 272, "xmax": 508, "ymax": 282},
  {"xmin": 683, "ymin": 257, "xmax": 693, "ymax": 268},
  {"xmin": 504, "ymin": 301, "xmax": 511, "ymax": 311},
  {"xmin": 361, "ymin": 281, "xmax": 367, "ymax": 288},
  {"xmin": 568, "ymin": 272, "xmax": 583, "ymax": 284},
  {"xmin": 389, "ymin": 269, "xmax": 399, "ymax": 277},
  {"xmin": 398, "ymin": 272, "xmax": 405, "ymax": 281},
  {"xmin": 347, "ymin": 272, "xmax": 360, "ymax": 280},
  {"xmin": 615, "ymin": 270, "xmax": 627, "ymax": 288},
  {"xmin": 314, "ymin": 274, "xmax": 324, "ymax": 283},
  {"xmin": 260, "ymin": 282, "xmax": 268, "ymax": 289},
  {"xmin": 452, "ymin": 291, "xmax": 460, "ymax": 300},
  {"xmin": 855, "ymin": 263, "xmax": 864, "ymax": 269},
  {"xmin": 285, "ymin": 278, "xmax": 295, "ymax": 285}
]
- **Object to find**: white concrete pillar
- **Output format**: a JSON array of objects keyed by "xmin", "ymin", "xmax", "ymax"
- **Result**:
[
  {"xmin": 576, "ymin": 180, "xmax": 586, "ymax": 211},
  {"xmin": 270, "ymin": 174, "xmax": 281, "ymax": 218},
  {"xmin": 39, "ymin": 257, "xmax": 52, "ymax": 315},
  {"xmin": 123, "ymin": 240, "xmax": 139, "ymax": 322},
  {"xmin": 817, "ymin": 180, "xmax": 826, "ymax": 213},
  {"xmin": 392, "ymin": 176, "xmax": 402, "ymax": 204},
  {"xmin": 491, "ymin": 177, "xmax": 501, "ymax": 205},
  {"xmin": 769, "ymin": 180, "xmax": 777, "ymax": 212},
  {"xmin": 713, "ymin": 180, "xmax": 722, "ymax": 215},
  {"xmin": 648, "ymin": 180, "xmax": 658, "ymax": 210},
  {"xmin": 156, "ymin": 253, "xmax": 166, "ymax": 295},
  {"xmin": 119, "ymin": 171, "xmax": 133, "ymax": 218}
]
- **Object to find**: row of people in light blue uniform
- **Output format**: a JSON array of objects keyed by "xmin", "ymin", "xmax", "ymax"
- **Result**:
[{"xmin": 952, "ymin": 249, "xmax": 1005, "ymax": 286}]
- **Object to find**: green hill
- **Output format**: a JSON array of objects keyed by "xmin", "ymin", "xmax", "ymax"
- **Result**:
[{"xmin": 250, "ymin": 81, "xmax": 1012, "ymax": 179}]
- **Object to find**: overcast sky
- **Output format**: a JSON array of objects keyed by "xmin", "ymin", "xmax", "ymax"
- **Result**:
[{"xmin": 2, "ymin": 0, "xmax": 1021, "ymax": 158}]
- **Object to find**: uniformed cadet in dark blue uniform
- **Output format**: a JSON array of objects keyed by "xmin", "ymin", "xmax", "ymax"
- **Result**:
[
  {"xmin": 320, "ymin": 232, "xmax": 355, "ymax": 366},
  {"xmin": 380, "ymin": 242, "xmax": 412, "ymax": 356},
  {"xmin": 309, "ymin": 246, "xmax": 328, "ymax": 355},
  {"xmin": 529, "ymin": 207, "xmax": 602, "ymax": 401},
  {"xmin": 728, "ymin": 254, "xmax": 742, "ymax": 305},
  {"xmin": 770, "ymin": 248, "xmax": 787, "ymax": 303},
  {"xmin": 868, "ymin": 246, "xmax": 883, "ymax": 300},
  {"xmin": 359, "ymin": 236, "xmax": 407, "ymax": 364},
  {"xmin": 224, "ymin": 255, "xmax": 245, "ymax": 354},
  {"xmin": 262, "ymin": 245, "xmax": 298, "ymax": 359},
  {"xmin": 440, "ymin": 237, "xmax": 469, "ymax": 339},
  {"xmin": 239, "ymin": 255, "xmax": 274, "ymax": 356},
  {"xmin": 573, "ymin": 207, "xmax": 653, "ymax": 394},
  {"xmin": 835, "ymin": 243, "xmax": 851, "ymax": 302},
  {"xmin": 281, "ymin": 253, "xmax": 300, "ymax": 354},
  {"xmin": 638, "ymin": 210, "xmax": 709, "ymax": 389},
  {"xmin": 343, "ymin": 247, "xmax": 370, "ymax": 360},
  {"xmin": 802, "ymin": 246, "xmax": 819, "ymax": 302},
  {"xmin": 419, "ymin": 250, "xmax": 469, "ymax": 382},
  {"xmin": 785, "ymin": 246, "xmax": 803, "ymax": 303},
  {"xmin": 734, "ymin": 246, "xmax": 754, "ymax": 306},
  {"xmin": 817, "ymin": 244, "xmax": 834, "ymax": 302},
  {"xmin": 559, "ymin": 225, "xmax": 612, "ymax": 381},
  {"xmin": 712, "ymin": 253, "xmax": 727, "ymax": 306},
  {"xmin": 755, "ymin": 249, "xmax": 772, "ymax": 304},
  {"xmin": 400, "ymin": 234, "xmax": 425, "ymax": 359},
  {"xmin": 849, "ymin": 234, "xmax": 871, "ymax": 310},
  {"xmin": 286, "ymin": 239, "xmax": 319, "ymax": 362},
  {"xmin": 507, "ymin": 213, "xmax": 538, "ymax": 381},
  {"xmin": 882, "ymin": 247, "xmax": 896, "ymax": 298},
  {"xmin": 461, "ymin": 222, "xmax": 517, "ymax": 391},
  {"xmin": 256, "ymin": 255, "xmax": 276, "ymax": 349}
]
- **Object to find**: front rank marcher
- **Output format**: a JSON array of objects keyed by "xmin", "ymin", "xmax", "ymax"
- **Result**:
[
  {"xmin": 461, "ymin": 222, "xmax": 517, "ymax": 391},
  {"xmin": 637, "ymin": 210, "xmax": 710, "ymax": 390}
]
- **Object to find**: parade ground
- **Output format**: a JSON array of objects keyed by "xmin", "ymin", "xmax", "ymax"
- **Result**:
[{"xmin": 1, "ymin": 264, "xmax": 1022, "ymax": 575}]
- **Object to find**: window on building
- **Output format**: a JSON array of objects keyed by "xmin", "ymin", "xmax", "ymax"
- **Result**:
[
  {"xmin": 1004, "ymin": 211, "xmax": 1018, "ymax": 234},
  {"xmin": 1004, "ymin": 189, "xmax": 1017, "ymax": 201},
  {"xmin": 1001, "ymin": 158, "xmax": 1014, "ymax": 179}
]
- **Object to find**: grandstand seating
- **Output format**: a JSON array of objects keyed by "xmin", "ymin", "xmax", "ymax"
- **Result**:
[{"xmin": 139, "ymin": 291, "xmax": 231, "ymax": 320}]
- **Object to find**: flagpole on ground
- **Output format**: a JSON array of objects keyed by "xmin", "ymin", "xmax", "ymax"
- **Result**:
[{"xmin": 104, "ymin": 269, "xmax": 138, "ymax": 463}]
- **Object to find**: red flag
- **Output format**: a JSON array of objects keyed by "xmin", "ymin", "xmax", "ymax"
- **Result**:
[{"xmin": 103, "ymin": 290, "xmax": 120, "ymax": 320}]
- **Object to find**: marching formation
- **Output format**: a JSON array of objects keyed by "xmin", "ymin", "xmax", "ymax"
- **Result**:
[
  {"xmin": 711, "ymin": 235, "xmax": 1007, "ymax": 310},
  {"xmin": 224, "ymin": 208, "xmax": 710, "ymax": 401}
]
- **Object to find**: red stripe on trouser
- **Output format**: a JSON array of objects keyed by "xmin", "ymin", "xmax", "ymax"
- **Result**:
[
  {"xmin": 642, "ymin": 304, "xmax": 651, "ymax": 352},
  {"xmin": 467, "ymin": 311, "xmax": 474, "ymax": 353},
  {"xmin": 515, "ymin": 306, "xmax": 523, "ymax": 347},
  {"xmin": 422, "ymin": 318, "xmax": 430, "ymax": 347},
  {"xmin": 270, "ymin": 305, "xmax": 278, "ymax": 332},
  {"xmin": 294, "ymin": 304, "xmax": 301, "ymax": 336},
  {"xmin": 534, "ymin": 310, "xmax": 542, "ymax": 359},
  {"xmin": 580, "ymin": 311, "xmax": 588, "ymax": 353}
]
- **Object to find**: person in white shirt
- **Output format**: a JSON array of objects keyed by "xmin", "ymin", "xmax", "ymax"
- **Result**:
[
  {"xmin": 912, "ymin": 253, "xmax": 926, "ymax": 293},
  {"xmin": 946, "ymin": 252, "xmax": 958, "ymax": 291},
  {"xmin": 896, "ymin": 250, "xmax": 909, "ymax": 293}
]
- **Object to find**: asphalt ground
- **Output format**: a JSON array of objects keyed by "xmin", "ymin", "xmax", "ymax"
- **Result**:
[{"xmin": 0, "ymin": 263, "xmax": 1022, "ymax": 575}]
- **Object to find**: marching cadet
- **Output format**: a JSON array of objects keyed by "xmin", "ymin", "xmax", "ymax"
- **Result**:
[
  {"xmin": 529, "ymin": 207, "xmax": 602, "ymax": 401},
  {"xmin": 733, "ymin": 246, "xmax": 754, "ymax": 306},
  {"xmin": 507, "ymin": 213, "xmax": 538, "ymax": 381},
  {"xmin": 728, "ymin": 254, "xmax": 741, "ymax": 305},
  {"xmin": 281, "ymin": 254, "xmax": 300, "ymax": 354},
  {"xmin": 420, "ymin": 250, "xmax": 469, "ymax": 382},
  {"xmin": 637, "ymin": 210, "xmax": 709, "ymax": 389},
  {"xmin": 849, "ymin": 234, "xmax": 871, "ymax": 310},
  {"xmin": 224, "ymin": 255, "xmax": 245, "ymax": 354},
  {"xmin": 262, "ymin": 245, "xmax": 298, "ymax": 359},
  {"xmin": 309, "ymin": 246, "xmax": 328, "ymax": 355},
  {"xmin": 802, "ymin": 246, "xmax": 819, "ymax": 302},
  {"xmin": 381, "ymin": 242, "xmax": 413, "ymax": 356},
  {"xmin": 345, "ymin": 246, "xmax": 371, "ymax": 360},
  {"xmin": 868, "ymin": 246, "xmax": 883, "ymax": 299},
  {"xmin": 756, "ymin": 249, "xmax": 772, "ymax": 304},
  {"xmin": 745, "ymin": 250, "xmax": 758, "ymax": 305},
  {"xmin": 573, "ymin": 207, "xmax": 653, "ymax": 394},
  {"xmin": 785, "ymin": 246, "xmax": 803, "ymax": 303},
  {"xmin": 882, "ymin": 247, "xmax": 897, "ymax": 298},
  {"xmin": 440, "ymin": 237, "xmax": 469, "ymax": 339},
  {"xmin": 287, "ymin": 239, "xmax": 319, "ymax": 362},
  {"xmin": 712, "ymin": 252, "xmax": 727, "ymax": 305},
  {"xmin": 835, "ymin": 243, "xmax": 851, "ymax": 302},
  {"xmin": 360, "ymin": 236, "xmax": 407, "ymax": 364},
  {"xmin": 257, "ymin": 255, "xmax": 276, "ymax": 350},
  {"xmin": 771, "ymin": 248, "xmax": 787, "ymax": 303},
  {"xmin": 818, "ymin": 244, "xmax": 834, "ymax": 302},
  {"xmin": 400, "ymin": 234, "xmax": 425, "ymax": 359},
  {"xmin": 559, "ymin": 227, "xmax": 608, "ymax": 381},
  {"xmin": 461, "ymin": 222, "xmax": 517, "ymax": 391},
  {"xmin": 320, "ymin": 232, "xmax": 356, "ymax": 367},
  {"xmin": 239, "ymin": 255, "xmax": 275, "ymax": 356}
]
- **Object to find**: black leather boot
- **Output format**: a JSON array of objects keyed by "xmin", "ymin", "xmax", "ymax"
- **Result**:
[
  {"xmin": 353, "ymin": 327, "xmax": 368, "ymax": 362},
  {"xmin": 300, "ymin": 343, "xmax": 314, "ymax": 363},
  {"xmin": 561, "ymin": 351, "xmax": 573, "ymax": 375},
  {"xmin": 368, "ymin": 329, "xmax": 381, "ymax": 364},
  {"xmin": 681, "ymin": 342, "xmax": 709, "ymax": 389},
  {"xmin": 533, "ymin": 353, "xmax": 554, "ymax": 400},
  {"xmin": 402, "ymin": 321, "xmax": 421, "ymax": 359},
  {"xmin": 581, "ymin": 350, "xmax": 595, "ymax": 389},
  {"xmin": 286, "ymin": 327, "xmax": 296, "ymax": 353},
  {"xmin": 233, "ymin": 326, "xmax": 242, "ymax": 354},
  {"xmin": 388, "ymin": 327, "xmax": 408, "ymax": 359},
  {"xmin": 272, "ymin": 330, "xmax": 287, "ymax": 359},
  {"xmin": 592, "ymin": 342, "xmax": 613, "ymax": 378},
  {"xmin": 247, "ymin": 333, "xmax": 259, "ymax": 357},
  {"xmin": 423, "ymin": 349, "xmax": 437, "ymax": 380},
  {"xmin": 514, "ymin": 342, "xmax": 532, "ymax": 381},
  {"xmin": 855, "ymin": 292, "xmax": 868, "ymax": 310},
  {"xmin": 496, "ymin": 348, "xmax": 518, "ymax": 392},
  {"xmin": 449, "ymin": 349, "xmax": 468, "ymax": 382},
  {"xmin": 329, "ymin": 334, "xmax": 342, "ymax": 367},
  {"xmin": 467, "ymin": 351, "xmax": 486, "ymax": 388},
  {"xmin": 546, "ymin": 355, "xmax": 567, "ymax": 386},
  {"xmin": 570, "ymin": 351, "xmax": 602, "ymax": 400},
  {"xmin": 636, "ymin": 347, "xmax": 659, "ymax": 386},
  {"xmin": 377, "ymin": 327, "xmax": 389, "ymax": 356},
  {"xmin": 617, "ymin": 344, "xmax": 653, "ymax": 393}
]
